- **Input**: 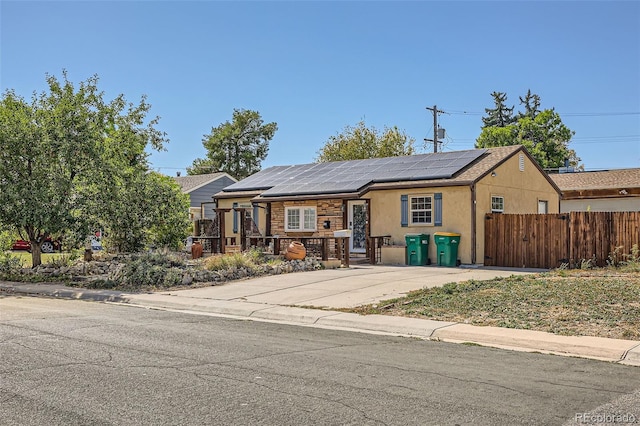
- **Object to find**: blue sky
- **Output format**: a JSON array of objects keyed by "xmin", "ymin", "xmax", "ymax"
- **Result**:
[{"xmin": 2, "ymin": 1, "xmax": 639, "ymax": 175}]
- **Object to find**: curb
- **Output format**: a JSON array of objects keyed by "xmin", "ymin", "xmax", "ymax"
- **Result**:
[
  {"xmin": 2, "ymin": 282, "xmax": 639, "ymax": 366},
  {"xmin": 0, "ymin": 282, "xmax": 129, "ymax": 303}
]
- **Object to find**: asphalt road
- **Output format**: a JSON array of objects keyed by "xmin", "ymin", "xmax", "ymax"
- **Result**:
[{"xmin": 1, "ymin": 296, "xmax": 639, "ymax": 425}]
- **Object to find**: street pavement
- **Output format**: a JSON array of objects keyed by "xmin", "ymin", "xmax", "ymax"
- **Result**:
[{"xmin": 1, "ymin": 264, "xmax": 639, "ymax": 366}]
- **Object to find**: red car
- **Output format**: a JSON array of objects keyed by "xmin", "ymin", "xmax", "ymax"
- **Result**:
[{"xmin": 12, "ymin": 238, "xmax": 60, "ymax": 253}]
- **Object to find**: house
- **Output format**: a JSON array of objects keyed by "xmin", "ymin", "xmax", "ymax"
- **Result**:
[
  {"xmin": 214, "ymin": 145, "xmax": 561, "ymax": 265},
  {"xmin": 173, "ymin": 172, "xmax": 237, "ymax": 220},
  {"xmin": 549, "ymin": 168, "xmax": 640, "ymax": 212}
]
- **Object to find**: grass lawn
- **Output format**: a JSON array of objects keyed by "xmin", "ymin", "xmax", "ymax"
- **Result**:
[
  {"xmin": 6, "ymin": 251, "xmax": 69, "ymax": 269},
  {"xmin": 348, "ymin": 268, "xmax": 640, "ymax": 340}
]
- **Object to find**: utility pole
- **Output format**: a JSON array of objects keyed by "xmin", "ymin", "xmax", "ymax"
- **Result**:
[{"xmin": 425, "ymin": 105, "xmax": 445, "ymax": 153}]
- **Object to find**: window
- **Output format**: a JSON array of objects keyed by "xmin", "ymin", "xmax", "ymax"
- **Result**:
[
  {"xmin": 491, "ymin": 196, "xmax": 504, "ymax": 213},
  {"xmin": 410, "ymin": 195, "xmax": 433, "ymax": 225},
  {"xmin": 285, "ymin": 206, "xmax": 317, "ymax": 232},
  {"xmin": 402, "ymin": 193, "xmax": 442, "ymax": 227}
]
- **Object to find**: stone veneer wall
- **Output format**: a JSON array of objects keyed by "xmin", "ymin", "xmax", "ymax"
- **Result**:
[{"xmin": 270, "ymin": 199, "xmax": 344, "ymax": 237}]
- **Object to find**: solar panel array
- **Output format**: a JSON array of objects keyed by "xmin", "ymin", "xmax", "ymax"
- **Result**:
[{"xmin": 223, "ymin": 149, "xmax": 487, "ymax": 197}]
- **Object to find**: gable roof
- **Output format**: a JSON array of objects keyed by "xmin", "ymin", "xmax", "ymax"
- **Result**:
[
  {"xmin": 216, "ymin": 145, "xmax": 558, "ymax": 201},
  {"xmin": 173, "ymin": 172, "xmax": 236, "ymax": 194},
  {"xmin": 549, "ymin": 168, "xmax": 640, "ymax": 191}
]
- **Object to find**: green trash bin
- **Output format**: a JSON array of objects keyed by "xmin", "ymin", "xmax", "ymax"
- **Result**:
[
  {"xmin": 405, "ymin": 234, "xmax": 430, "ymax": 266},
  {"xmin": 434, "ymin": 232, "xmax": 461, "ymax": 267}
]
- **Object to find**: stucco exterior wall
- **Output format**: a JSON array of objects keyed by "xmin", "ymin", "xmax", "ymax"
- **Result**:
[
  {"xmin": 367, "ymin": 186, "xmax": 472, "ymax": 264},
  {"xmin": 559, "ymin": 198, "xmax": 640, "ymax": 212},
  {"xmin": 474, "ymin": 152, "xmax": 560, "ymax": 263},
  {"xmin": 475, "ymin": 153, "xmax": 560, "ymax": 215}
]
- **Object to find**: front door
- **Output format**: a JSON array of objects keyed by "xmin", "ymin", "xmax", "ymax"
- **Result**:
[{"xmin": 348, "ymin": 200, "xmax": 367, "ymax": 253}]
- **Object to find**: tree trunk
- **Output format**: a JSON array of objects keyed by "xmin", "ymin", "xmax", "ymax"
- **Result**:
[{"xmin": 31, "ymin": 241, "xmax": 42, "ymax": 267}]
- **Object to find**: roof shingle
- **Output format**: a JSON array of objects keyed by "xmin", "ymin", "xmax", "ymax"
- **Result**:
[
  {"xmin": 173, "ymin": 172, "xmax": 230, "ymax": 193},
  {"xmin": 549, "ymin": 169, "xmax": 640, "ymax": 191}
]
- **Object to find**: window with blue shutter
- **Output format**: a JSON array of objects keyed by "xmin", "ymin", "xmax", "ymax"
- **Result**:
[
  {"xmin": 401, "ymin": 195, "xmax": 408, "ymax": 227},
  {"xmin": 232, "ymin": 202, "xmax": 238, "ymax": 233},
  {"xmin": 434, "ymin": 193, "xmax": 442, "ymax": 226}
]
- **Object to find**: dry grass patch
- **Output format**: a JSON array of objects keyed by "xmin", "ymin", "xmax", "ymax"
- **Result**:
[{"xmin": 349, "ymin": 269, "xmax": 640, "ymax": 340}]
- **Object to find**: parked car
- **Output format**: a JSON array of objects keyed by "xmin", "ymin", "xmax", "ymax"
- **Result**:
[{"xmin": 12, "ymin": 238, "xmax": 61, "ymax": 253}]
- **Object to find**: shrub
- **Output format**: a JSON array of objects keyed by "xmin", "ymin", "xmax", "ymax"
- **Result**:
[
  {"xmin": 45, "ymin": 251, "xmax": 81, "ymax": 268},
  {"xmin": 131, "ymin": 250, "xmax": 187, "ymax": 268},
  {"xmin": 620, "ymin": 244, "xmax": 640, "ymax": 273},
  {"xmin": 113, "ymin": 251, "xmax": 187, "ymax": 289},
  {"xmin": 204, "ymin": 253, "xmax": 253, "ymax": 271},
  {"xmin": 0, "ymin": 252, "xmax": 23, "ymax": 273}
]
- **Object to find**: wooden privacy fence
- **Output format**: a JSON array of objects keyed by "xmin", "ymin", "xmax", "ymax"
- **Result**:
[{"xmin": 484, "ymin": 211, "xmax": 640, "ymax": 269}]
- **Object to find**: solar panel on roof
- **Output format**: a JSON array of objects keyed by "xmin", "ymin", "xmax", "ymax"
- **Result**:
[{"xmin": 223, "ymin": 149, "xmax": 486, "ymax": 196}]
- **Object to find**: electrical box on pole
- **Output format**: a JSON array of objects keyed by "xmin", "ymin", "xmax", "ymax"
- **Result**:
[{"xmin": 425, "ymin": 105, "xmax": 445, "ymax": 152}]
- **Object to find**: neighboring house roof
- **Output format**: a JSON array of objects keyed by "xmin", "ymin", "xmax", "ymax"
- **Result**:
[
  {"xmin": 216, "ymin": 145, "xmax": 560, "ymax": 201},
  {"xmin": 549, "ymin": 168, "xmax": 640, "ymax": 199},
  {"xmin": 549, "ymin": 169, "xmax": 640, "ymax": 191},
  {"xmin": 174, "ymin": 172, "xmax": 237, "ymax": 194}
]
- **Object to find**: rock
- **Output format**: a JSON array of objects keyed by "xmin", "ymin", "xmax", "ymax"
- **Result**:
[{"xmin": 181, "ymin": 274, "xmax": 193, "ymax": 286}]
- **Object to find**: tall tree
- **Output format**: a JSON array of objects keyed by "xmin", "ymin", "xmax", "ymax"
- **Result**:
[
  {"xmin": 188, "ymin": 109, "xmax": 277, "ymax": 179},
  {"xmin": 0, "ymin": 71, "xmax": 171, "ymax": 266},
  {"xmin": 316, "ymin": 120, "xmax": 415, "ymax": 162},
  {"xmin": 481, "ymin": 91, "xmax": 516, "ymax": 128},
  {"xmin": 517, "ymin": 89, "xmax": 542, "ymax": 119},
  {"xmin": 476, "ymin": 109, "xmax": 580, "ymax": 169}
]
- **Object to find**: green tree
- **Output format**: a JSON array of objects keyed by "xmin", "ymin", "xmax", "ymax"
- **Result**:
[
  {"xmin": 481, "ymin": 91, "xmax": 516, "ymax": 128},
  {"xmin": 0, "ymin": 71, "xmax": 170, "ymax": 266},
  {"xmin": 188, "ymin": 109, "xmax": 277, "ymax": 179},
  {"xmin": 101, "ymin": 171, "xmax": 190, "ymax": 252},
  {"xmin": 476, "ymin": 109, "xmax": 580, "ymax": 169},
  {"xmin": 316, "ymin": 120, "xmax": 415, "ymax": 162},
  {"xmin": 145, "ymin": 173, "xmax": 191, "ymax": 250}
]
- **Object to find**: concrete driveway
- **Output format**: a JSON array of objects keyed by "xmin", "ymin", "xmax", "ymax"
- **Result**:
[{"xmin": 155, "ymin": 265, "xmax": 538, "ymax": 309}]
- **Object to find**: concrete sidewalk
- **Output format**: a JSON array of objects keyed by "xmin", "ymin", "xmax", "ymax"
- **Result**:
[{"xmin": 2, "ymin": 265, "xmax": 639, "ymax": 366}]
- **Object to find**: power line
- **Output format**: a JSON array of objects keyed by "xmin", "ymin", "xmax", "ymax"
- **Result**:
[
  {"xmin": 571, "ymin": 135, "xmax": 639, "ymax": 140},
  {"xmin": 560, "ymin": 112, "xmax": 640, "ymax": 117},
  {"xmin": 444, "ymin": 109, "xmax": 640, "ymax": 117}
]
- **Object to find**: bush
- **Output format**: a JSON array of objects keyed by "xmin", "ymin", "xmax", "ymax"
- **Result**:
[
  {"xmin": 204, "ymin": 252, "xmax": 255, "ymax": 272},
  {"xmin": 0, "ymin": 252, "xmax": 23, "ymax": 273},
  {"xmin": 0, "ymin": 228, "xmax": 18, "ymax": 251},
  {"xmin": 44, "ymin": 251, "xmax": 81, "ymax": 268},
  {"xmin": 620, "ymin": 244, "xmax": 640, "ymax": 273},
  {"xmin": 113, "ymin": 251, "xmax": 187, "ymax": 289}
]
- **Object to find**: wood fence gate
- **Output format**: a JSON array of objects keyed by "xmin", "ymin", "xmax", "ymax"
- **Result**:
[{"xmin": 484, "ymin": 211, "xmax": 640, "ymax": 269}]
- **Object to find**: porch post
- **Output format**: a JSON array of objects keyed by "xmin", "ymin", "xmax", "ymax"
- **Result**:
[
  {"xmin": 215, "ymin": 208, "xmax": 231, "ymax": 254},
  {"xmin": 344, "ymin": 237, "xmax": 350, "ymax": 267},
  {"xmin": 266, "ymin": 203, "xmax": 272, "ymax": 236}
]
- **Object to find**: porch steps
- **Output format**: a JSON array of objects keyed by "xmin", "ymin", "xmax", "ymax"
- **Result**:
[{"xmin": 349, "ymin": 255, "xmax": 370, "ymax": 265}]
